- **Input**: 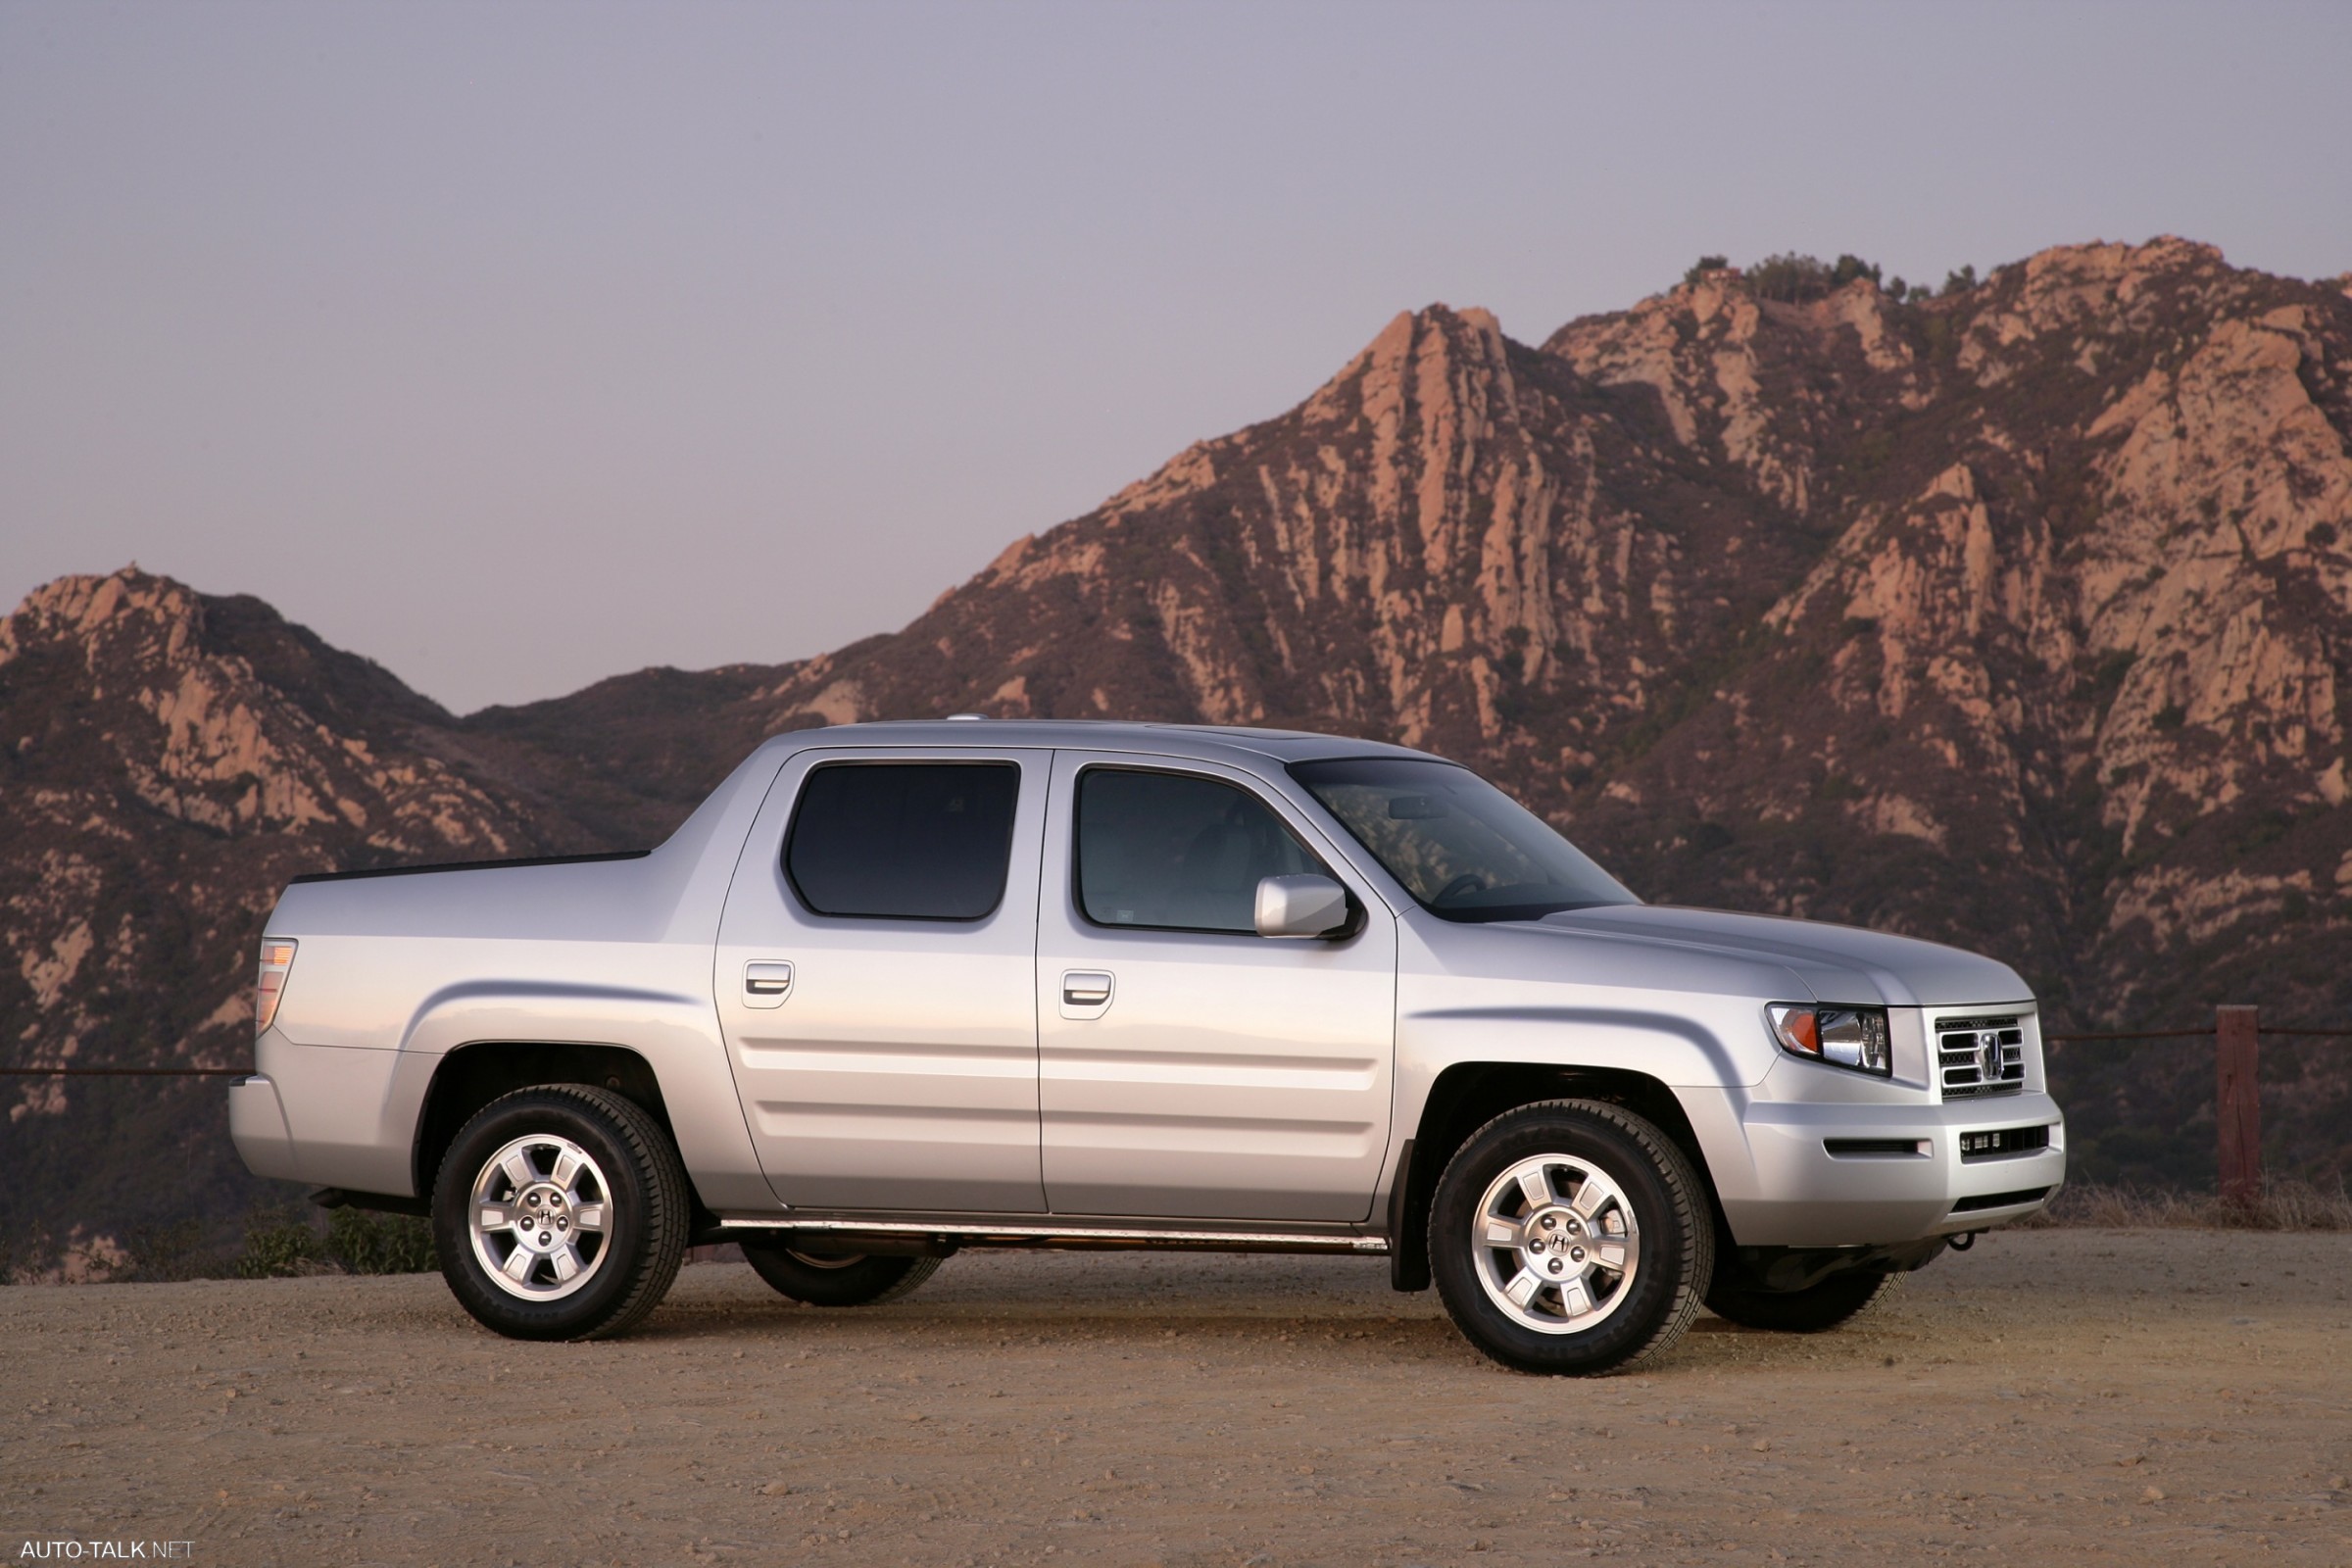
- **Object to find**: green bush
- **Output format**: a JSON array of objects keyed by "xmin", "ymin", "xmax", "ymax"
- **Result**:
[
  {"xmin": 226, "ymin": 1199, "xmax": 437, "ymax": 1278},
  {"xmin": 234, "ymin": 1201, "xmax": 331, "ymax": 1278},
  {"xmin": 1683, "ymin": 254, "xmax": 1730, "ymax": 287},
  {"xmin": 1830, "ymin": 254, "xmax": 1882, "ymax": 288},
  {"xmin": 1747, "ymin": 252, "xmax": 1834, "ymax": 303},
  {"xmin": 326, "ymin": 1207, "xmax": 437, "ymax": 1274},
  {"xmin": 121, "ymin": 1217, "xmax": 231, "ymax": 1282},
  {"xmin": 1740, "ymin": 252, "xmax": 1886, "ymax": 303}
]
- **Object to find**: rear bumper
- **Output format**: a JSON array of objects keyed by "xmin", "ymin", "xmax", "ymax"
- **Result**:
[
  {"xmin": 226, "ymin": 1074, "xmax": 301, "ymax": 1181},
  {"xmin": 1721, "ymin": 1091, "xmax": 2066, "ymax": 1248}
]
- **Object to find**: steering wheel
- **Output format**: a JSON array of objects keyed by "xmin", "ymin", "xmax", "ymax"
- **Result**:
[{"xmin": 1433, "ymin": 873, "xmax": 1487, "ymax": 906}]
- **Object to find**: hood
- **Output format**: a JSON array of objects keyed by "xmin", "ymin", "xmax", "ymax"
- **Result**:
[{"xmin": 1531, "ymin": 904, "xmax": 2032, "ymax": 1009}]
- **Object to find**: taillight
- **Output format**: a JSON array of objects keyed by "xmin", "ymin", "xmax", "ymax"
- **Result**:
[{"xmin": 256, "ymin": 939, "xmax": 298, "ymax": 1034}]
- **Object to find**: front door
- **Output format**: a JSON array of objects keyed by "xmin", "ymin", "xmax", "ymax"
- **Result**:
[
  {"xmin": 715, "ymin": 747, "xmax": 1050, "ymax": 1212},
  {"xmin": 1035, "ymin": 753, "xmax": 1396, "ymax": 1222}
]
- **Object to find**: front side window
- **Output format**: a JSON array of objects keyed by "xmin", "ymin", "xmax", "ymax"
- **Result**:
[
  {"xmin": 784, "ymin": 761, "xmax": 1020, "ymax": 920},
  {"xmin": 1289, "ymin": 757, "xmax": 1637, "ymax": 923},
  {"xmin": 1076, "ymin": 768, "xmax": 1324, "ymax": 934}
]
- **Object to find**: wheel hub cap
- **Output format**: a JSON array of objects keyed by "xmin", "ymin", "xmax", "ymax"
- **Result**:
[
  {"xmin": 1471, "ymin": 1153, "xmax": 1641, "ymax": 1336},
  {"xmin": 468, "ymin": 1133, "xmax": 612, "ymax": 1302}
]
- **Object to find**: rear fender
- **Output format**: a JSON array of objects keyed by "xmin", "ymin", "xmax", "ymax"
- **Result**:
[{"xmin": 391, "ymin": 981, "xmax": 768, "ymax": 1211}]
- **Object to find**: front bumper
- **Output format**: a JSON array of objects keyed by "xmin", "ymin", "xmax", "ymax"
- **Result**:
[{"xmin": 1722, "ymin": 1090, "xmax": 2067, "ymax": 1248}]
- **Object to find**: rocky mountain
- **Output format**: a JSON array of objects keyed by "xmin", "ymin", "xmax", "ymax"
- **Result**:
[
  {"xmin": 7, "ymin": 237, "xmax": 2349, "ymax": 1274},
  {"xmin": 0, "ymin": 572, "xmax": 622, "ymax": 1275},
  {"xmin": 490, "ymin": 237, "xmax": 2352, "ymax": 1188}
]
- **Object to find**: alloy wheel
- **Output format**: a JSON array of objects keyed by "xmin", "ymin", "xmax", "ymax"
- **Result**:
[
  {"xmin": 467, "ymin": 1133, "xmax": 612, "ymax": 1301},
  {"xmin": 1469, "ymin": 1152, "xmax": 1642, "ymax": 1335}
]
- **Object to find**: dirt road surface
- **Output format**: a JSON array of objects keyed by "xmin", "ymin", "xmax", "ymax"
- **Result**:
[{"xmin": 6, "ymin": 1229, "xmax": 2349, "ymax": 1566}]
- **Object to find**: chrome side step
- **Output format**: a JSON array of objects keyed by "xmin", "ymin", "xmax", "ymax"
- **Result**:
[{"xmin": 714, "ymin": 1215, "xmax": 1390, "ymax": 1255}]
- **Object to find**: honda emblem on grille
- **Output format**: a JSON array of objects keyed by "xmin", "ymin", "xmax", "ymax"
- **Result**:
[{"xmin": 1977, "ymin": 1031, "xmax": 2003, "ymax": 1082}]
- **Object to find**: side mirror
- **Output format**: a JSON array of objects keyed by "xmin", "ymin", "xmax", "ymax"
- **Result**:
[{"xmin": 1254, "ymin": 874, "xmax": 1350, "ymax": 939}]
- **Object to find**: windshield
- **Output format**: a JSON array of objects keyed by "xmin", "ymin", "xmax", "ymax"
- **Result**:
[{"xmin": 1288, "ymin": 757, "xmax": 1638, "ymax": 923}]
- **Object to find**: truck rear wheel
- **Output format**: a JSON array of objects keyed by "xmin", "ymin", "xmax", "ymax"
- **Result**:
[
  {"xmin": 739, "ymin": 1239, "xmax": 942, "ymax": 1306},
  {"xmin": 1706, "ymin": 1270, "xmax": 1895, "ymax": 1333},
  {"xmin": 1429, "ymin": 1100, "xmax": 1713, "ymax": 1375},
  {"xmin": 433, "ymin": 1085, "xmax": 688, "ymax": 1341}
]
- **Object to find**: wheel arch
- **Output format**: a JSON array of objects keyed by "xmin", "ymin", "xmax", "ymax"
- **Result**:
[
  {"xmin": 1390, "ymin": 1061, "xmax": 1725, "ymax": 1292},
  {"xmin": 415, "ymin": 1041, "xmax": 682, "ymax": 1205}
]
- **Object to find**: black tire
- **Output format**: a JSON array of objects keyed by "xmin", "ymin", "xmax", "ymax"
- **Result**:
[
  {"xmin": 433, "ymin": 1085, "xmax": 689, "ymax": 1342},
  {"xmin": 1429, "ymin": 1100, "xmax": 1713, "ymax": 1376},
  {"xmin": 739, "ymin": 1237, "xmax": 942, "ymax": 1306},
  {"xmin": 1706, "ymin": 1270, "xmax": 1896, "ymax": 1333}
]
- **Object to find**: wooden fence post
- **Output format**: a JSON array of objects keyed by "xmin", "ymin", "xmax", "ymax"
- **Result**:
[{"xmin": 2215, "ymin": 1004, "xmax": 2261, "ymax": 1207}]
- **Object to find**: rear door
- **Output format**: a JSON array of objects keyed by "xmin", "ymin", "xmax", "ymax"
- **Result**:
[
  {"xmin": 715, "ymin": 746, "xmax": 1050, "ymax": 1212},
  {"xmin": 1035, "ymin": 752, "xmax": 1396, "ymax": 1222}
]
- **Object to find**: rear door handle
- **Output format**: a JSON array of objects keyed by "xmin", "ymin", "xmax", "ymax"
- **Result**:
[
  {"xmin": 743, "ymin": 960, "xmax": 794, "ymax": 1008},
  {"xmin": 1060, "ymin": 969, "xmax": 1113, "ymax": 1018}
]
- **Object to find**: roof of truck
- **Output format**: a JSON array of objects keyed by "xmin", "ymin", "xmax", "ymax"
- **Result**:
[{"xmin": 754, "ymin": 718, "xmax": 1446, "ymax": 767}]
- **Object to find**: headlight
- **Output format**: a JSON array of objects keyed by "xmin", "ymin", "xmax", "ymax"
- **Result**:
[{"xmin": 1767, "ymin": 1004, "xmax": 1890, "ymax": 1076}]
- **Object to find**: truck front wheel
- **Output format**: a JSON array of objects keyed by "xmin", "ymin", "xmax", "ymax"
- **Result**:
[
  {"xmin": 1429, "ymin": 1100, "xmax": 1713, "ymax": 1375},
  {"xmin": 433, "ymin": 1085, "xmax": 689, "ymax": 1341}
]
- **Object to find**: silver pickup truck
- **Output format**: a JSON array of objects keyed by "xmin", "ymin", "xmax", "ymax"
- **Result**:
[{"xmin": 229, "ymin": 720, "xmax": 2064, "ymax": 1374}]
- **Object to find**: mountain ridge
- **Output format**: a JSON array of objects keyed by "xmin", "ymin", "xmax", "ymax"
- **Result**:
[{"xmin": 7, "ymin": 234, "xmax": 2349, "ymax": 1273}]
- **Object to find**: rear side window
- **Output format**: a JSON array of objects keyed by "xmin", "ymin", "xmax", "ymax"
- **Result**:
[
  {"xmin": 1075, "ymin": 767, "xmax": 1323, "ymax": 934},
  {"xmin": 785, "ymin": 761, "xmax": 1020, "ymax": 921}
]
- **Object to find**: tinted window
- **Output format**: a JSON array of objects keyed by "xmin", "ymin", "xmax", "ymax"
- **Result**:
[
  {"xmin": 1289, "ymin": 757, "xmax": 1637, "ymax": 923},
  {"xmin": 785, "ymin": 762, "xmax": 1020, "ymax": 920},
  {"xmin": 1076, "ymin": 768, "xmax": 1323, "ymax": 934}
]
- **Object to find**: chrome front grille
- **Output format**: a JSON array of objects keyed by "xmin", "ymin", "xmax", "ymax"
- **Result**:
[{"xmin": 1936, "ymin": 1016, "xmax": 2026, "ymax": 1099}]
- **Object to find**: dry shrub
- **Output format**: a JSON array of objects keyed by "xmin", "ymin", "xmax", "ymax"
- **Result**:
[{"xmin": 2021, "ymin": 1179, "xmax": 2352, "ymax": 1231}]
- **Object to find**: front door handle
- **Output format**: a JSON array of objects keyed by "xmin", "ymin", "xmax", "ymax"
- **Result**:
[
  {"xmin": 744, "ymin": 960, "xmax": 795, "ymax": 1008},
  {"xmin": 1060, "ymin": 969, "xmax": 1113, "ymax": 1019}
]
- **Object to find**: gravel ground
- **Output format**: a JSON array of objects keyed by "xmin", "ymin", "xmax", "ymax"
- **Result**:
[{"xmin": 6, "ymin": 1228, "xmax": 2349, "ymax": 1566}]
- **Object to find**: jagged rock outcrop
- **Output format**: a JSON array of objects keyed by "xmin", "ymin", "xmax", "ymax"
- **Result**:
[
  {"xmin": 627, "ymin": 242, "xmax": 2350, "ymax": 1043},
  {"xmin": 660, "ymin": 236, "xmax": 2349, "ymax": 1186},
  {"xmin": 7, "ymin": 237, "xmax": 2349, "ymax": 1271},
  {"xmin": 0, "ymin": 572, "xmax": 608, "ymax": 1264}
]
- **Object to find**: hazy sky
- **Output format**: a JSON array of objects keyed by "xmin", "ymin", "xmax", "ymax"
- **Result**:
[{"xmin": 5, "ymin": 2, "xmax": 2348, "ymax": 712}]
